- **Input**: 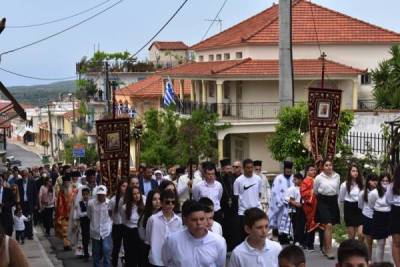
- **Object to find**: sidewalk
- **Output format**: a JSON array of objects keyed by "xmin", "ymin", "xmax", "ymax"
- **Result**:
[{"xmin": 18, "ymin": 227, "xmax": 62, "ymax": 267}]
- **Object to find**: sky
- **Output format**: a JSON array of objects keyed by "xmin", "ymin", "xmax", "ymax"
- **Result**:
[{"xmin": 1, "ymin": 0, "xmax": 400, "ymax": 86}]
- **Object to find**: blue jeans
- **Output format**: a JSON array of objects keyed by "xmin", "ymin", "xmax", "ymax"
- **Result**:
[{"xmin": 92, "ymin": 235, "xmax": 112, "ymax": 267}]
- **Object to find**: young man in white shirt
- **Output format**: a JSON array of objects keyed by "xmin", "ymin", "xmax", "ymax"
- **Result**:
[
  {"xmin": 233, "ymin": 158, "xmax": 263, "ymax": 241},
  {"xmin": 198, "ymin": 197, "xmax": 223, "ymax": 236},
  {"xmin": 162, "ymin": 200, "xmax": 227, "ymax": 267},
  {"xmin": 87, "ymin": 185, "xmax": 112, "ymax": 267},
  {"xmin": 146, "ymin": 190, "xmax": 182, "ymax": 267},
  {"xmin": 228, "ymin": 207, "xmax": 282, "ymax": 267},
  {"xmin": 192, "ymin": 163, "xmax": 223, "ymax": 223},
  {"xmin": 254, "ymin": 160, "xmax": 271, "ymax": 212}
]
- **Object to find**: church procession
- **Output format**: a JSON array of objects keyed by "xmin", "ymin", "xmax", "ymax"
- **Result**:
[{"xmin": 2, "ymin": 0, "xmax": 400, "ymax": 267}]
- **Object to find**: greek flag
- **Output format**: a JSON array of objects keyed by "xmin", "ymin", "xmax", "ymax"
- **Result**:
[{"xmin": 163, "ymin": 77, "xmax": 176, "ymax": 106}]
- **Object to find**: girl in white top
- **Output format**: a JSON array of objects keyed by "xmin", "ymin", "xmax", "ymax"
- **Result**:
[
  {"xmin": 313, "ymin": 159, "xmax": 340, "ymax": 259},
  {"xmin": 120, "ymin": 186, "xmax": 144, "ymax": 267},
  {"xmin": 108, "ymin": 180, "xmax": 128, "ymax": 267},
  {"xmin": 368, "ymin": 173, "xmax": 391, "ymax": 263},
  {"xmin": 358, "ymin": 172, "xmax": 378, "ymax": 261},
  {"xmin": 338, "ymin": 164, "xmax": 363, "ymax": 240},
  {"xmin": 385, "ymin": 166, "xmax": 400, "ymax": 267}
]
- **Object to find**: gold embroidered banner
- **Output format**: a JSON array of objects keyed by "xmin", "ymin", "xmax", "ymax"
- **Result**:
[
  {"xmin": 308, "ymin": 88, "xmax": 342, "ymax": 161},
  {"xmin": 96, "ymin": 118, "xmax": 130, "ymax": 194}
]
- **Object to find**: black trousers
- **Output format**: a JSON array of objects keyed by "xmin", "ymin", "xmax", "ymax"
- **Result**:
[
  {"xmin": 214, "ymin": 209, "xmax": 223, "ymax": 225},
  {"xmin": 80, "ymin": 217, "xmax": 90, "ymax": 256},
  {"xmin": 123, "ymin": 226, "xmax": 141, "ymax": 267},
  {"xmin": 222, "ymin": 208, "xmax": 241, "ymax": 251},
  {"xmin": 42, "ymin": 208, "xmax": 54, "ymax": 235},
  {"xmin": 111, "ymin": 224, "xmax": 124, "ymax": 267},
  {"xmin": 21, "ymin": 202, "xmax": 33, "ymax": 238},
  {"xmin": 16, "ymin": 230, "xmax": 25, "ymax": 243},
  {"xmin": 290, "ymin": 208, "xmax": 306, "ymax": 245}
]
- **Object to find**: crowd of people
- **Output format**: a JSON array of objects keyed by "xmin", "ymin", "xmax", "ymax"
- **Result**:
[{"xmin": 0, "ymin": 158, "xmax": 400, "ymax": 267}]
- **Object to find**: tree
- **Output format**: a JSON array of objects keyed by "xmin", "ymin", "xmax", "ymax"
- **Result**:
[
  {"xmin": 372, "ymin": 45, "xmax": 400, "ymax": 109},
  {"xmin": 267, "ymin": 103, "xmax": 354, "ymax": 173},
  {"xmin": 140, "ymin": 108, "xmax": 180, "ymax": 166},
  {"xmin": 140, "ymin": 108, "xmax": 228, "ymax": 167}
]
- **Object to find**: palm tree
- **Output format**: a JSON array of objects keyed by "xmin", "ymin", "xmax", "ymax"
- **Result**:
[{"xmin": 372, "ymin": 45, "xmax": 400, "ymax": 109}]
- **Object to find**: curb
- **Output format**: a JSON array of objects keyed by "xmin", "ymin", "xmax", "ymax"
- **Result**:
[{"xmin": 33, "ymin": 227, "xmax": 63, "ymax": 267}]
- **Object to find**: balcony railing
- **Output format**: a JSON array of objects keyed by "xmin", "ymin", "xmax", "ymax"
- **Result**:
[{"xmin": 168, "ymin": 100, "xmax": 281, "ymax": 120}]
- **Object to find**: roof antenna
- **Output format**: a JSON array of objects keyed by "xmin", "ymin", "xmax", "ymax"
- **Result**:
[{"xmin": 204, "ymin": 18, "xmax": 223, "ymax": 33}]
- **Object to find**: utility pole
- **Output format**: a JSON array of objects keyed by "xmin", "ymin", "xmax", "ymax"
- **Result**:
[
  {"xmin": 279, "ymin": 0, "xmax": 294, "ymax": 107},
  {"xmin": 105, "ymin": 61, "xmax": 112, "ymax": 117},
  {"xmin": 47, "ymin": 104, "xmax": 54, "ymax": 159}
]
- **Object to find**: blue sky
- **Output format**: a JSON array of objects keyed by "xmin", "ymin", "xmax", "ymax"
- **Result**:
[{"xmin": 1, "ymin": 0, "xmax": 399, "ymax": 86}]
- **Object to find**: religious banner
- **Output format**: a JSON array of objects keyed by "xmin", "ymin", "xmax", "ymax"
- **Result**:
[
  {"xmin": 308, "ymin": 87, "xmax": 342, "ymax": 161},
  {"xmin": 96, "ymin": 118, "xmax": 130, "ymax": 194}
]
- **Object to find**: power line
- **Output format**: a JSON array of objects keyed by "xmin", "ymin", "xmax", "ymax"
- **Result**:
[
  {"xmin": 0, "ymin": 0, "xmax": 124, "ymax": 58},
  {"xmin": 201, "ymin": 0, "xmax": 228, "ymax": 41},
  {"xmin": 130, "ymin": 0, "xmax": 190, "ymax": 58},
  {"xmin": 7, "ymin": 0, "xmax": 113, "ymax": 29},
  {"xmin": 0, "ymin": 66, "xmax": 76, "ymax": 81}
]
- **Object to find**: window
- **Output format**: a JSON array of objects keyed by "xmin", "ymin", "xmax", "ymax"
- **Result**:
[
  {"xmin": 224, "ymin": 53, "xmax": 230, "ymax": 60},
  {"xmin": 208, "ymin": 54, "xmax": 214, "ymax": 61},
  {"xmin": 361, "ymin": 73, "xmax": 371, "ymax": 85},
  {"xmin": 224, "ymin": 82, "xmax": 230, "ymax": 99},
  {"xmin": 198, "ymin": 55, "xmax": 204, "ymax": 62},
  {"xmin": 216, "ymin": 54, "xmax": 222, "ymax": 61},
  {"xmin": 209, "ymin": 82, "xmax": 216, "ymax": 97},
  {"xmin": 235, "ymin": 52, "xmax": 243, "ymax": 59}
]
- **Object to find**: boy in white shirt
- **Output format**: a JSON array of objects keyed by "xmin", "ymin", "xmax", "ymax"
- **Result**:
[
  {"xmin": 13, "ymin": 208, "xmax": 29, "ymax": 244},
  {"xmin": 233, "ymin": 158, "xmax": 263, "ymax": 241},
  {"xmin": 162, "ymin": 200, "xmax": 226, "ymax": 267},
  {"xmin": 146, "ymin": 190, "xmax": 182, "ymax": 267},
  {"xmin": 285, "ymin": 173, "xmax": 306, "ymax": 246},
  {"xmin": 198, "ymin": 197, "xmax": 223, "ymax": 236},
  {"xmin": 228, "ymin": 207, "xmax": 282, "ymax": 267}
]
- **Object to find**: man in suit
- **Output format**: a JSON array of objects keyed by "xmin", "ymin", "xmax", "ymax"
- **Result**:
[
  {"xmin": 139, "ymin": 167, "xmax": 157, "ymax": 197},
  {"xmin": 0, "ymin": 177, "xmax": 16, "ymax": 236},
  {"xmin": 17, "ymin": 169, "xmax": 37, "ymax": 239}
]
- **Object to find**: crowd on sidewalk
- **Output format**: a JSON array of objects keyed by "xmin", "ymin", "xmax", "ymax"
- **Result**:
[{"xmin": 0, "ymin": 157, "xmax": 399, "ymax": 266}]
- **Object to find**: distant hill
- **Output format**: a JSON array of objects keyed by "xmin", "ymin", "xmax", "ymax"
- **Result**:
[{"xmin": 2, "ymin": 80, "xmax": 76, "ymax": 107}]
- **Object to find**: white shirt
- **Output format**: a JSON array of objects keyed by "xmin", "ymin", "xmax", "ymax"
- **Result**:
[
  {"xmin": 314, "ymin": 172, "xmax": 340, "ymax": 196},
  {"xmin": 368, "ymin": 188, "xmax": 391, "ymax": 212},
  {"xmin": 257, "ymin": 173, "xmax": 271, "ymax": 205},
  {"xmin": 228, "ymin": 238, "xmax": 282, "ymax": 267},
  {"xmin": 233, "ymin": 174, "xmax": 263, "ymax": 215},
  {"xmin": 108, "ymin": 196, "xmax": 124, "ymax": 225},
  {"xmin": 87, "ymin": 198, "xmax": 112, "ymax": 240},
  {"xmin": 339, "ymin": 181, "xmax": 361, "ymax": 203},
  {"xmin": 177, "ymin": 174, "xmax": 202, "ymax": 205},
  {"xmin": 285, "ymin": 186, "xmax": 301, "ymax": 213},
  {"xmin": 385, "ymin": 183, "xmax": 400, "ymax": 206},
  {"xmin": 162, "ymin": 229, "xmax": 227, "ymax": 267},
  {"xmin": 0, "ymin": 186, "xmax": 3, "ymax": 205},
  {"xmin": 120, "ymin": 204, "xmax": 140, "ymax": 228},
  {"xmin": 358, "ymin": 190, "xmax": 374, "ymax": 218},
  {"xmin": 192, "ymin": 180, "xmax": 223, "ymax": 211},
  {"xmin": 13, "ymin": 215, "xmax": 28, "ymax": 231},
  {"xmin": 211, "ymin": 221, "xmax": 223, "ymax": 236},
  {"xmin": 23, "ymin": 180, "xmax": 28, "ymax": 202},
  {"xmin": 146, "ymin": 211, "xmax": 182, "ymax": 266},
  {"xmin": 76, "ymin": 200, "xmax": 89, "ymax": 218}
]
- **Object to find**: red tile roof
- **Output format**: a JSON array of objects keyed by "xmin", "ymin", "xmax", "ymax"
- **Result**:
[
  {"xmin": 115, "ymin": 75, "xmax": 192, "ymax": 98},
  {"xmin": 161, "ymin": 58, "xmax": 364, "ymax": 78},
  {"xmin": 192, "ymin": 0, "xmax": 400, "ymax": 51},
  {"xmin": 63, "ymin": 110, "xmax": 79, "ymax": 120},
  {"xmin": 149, "ymin": 41, "xmax": 189, "ymax": 51}
]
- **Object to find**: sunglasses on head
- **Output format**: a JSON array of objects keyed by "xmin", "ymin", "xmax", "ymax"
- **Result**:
[{"xmin": 164, "ymin": 200, "xmax": 175, "ymax": 205}]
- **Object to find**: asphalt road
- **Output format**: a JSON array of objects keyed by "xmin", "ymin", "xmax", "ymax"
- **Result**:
[{"xmin": 7, "ymin": 143, "xmax": 42, "ymax": 167}]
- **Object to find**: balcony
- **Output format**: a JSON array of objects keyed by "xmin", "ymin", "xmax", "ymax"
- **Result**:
[{"xmin": 170, "ymin": 100, "xmax": 280, "ymax": 121}]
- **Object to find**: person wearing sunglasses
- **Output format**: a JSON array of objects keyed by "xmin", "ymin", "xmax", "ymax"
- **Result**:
[
  {"xmin": 146, "ymin": 190, "xmax": 182, "ymax": 267},
  {"xmin": 232, "ymin": 161, "xmax": 243, "ymax": 178}
]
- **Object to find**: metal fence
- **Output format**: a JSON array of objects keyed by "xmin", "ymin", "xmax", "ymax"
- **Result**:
[
  {"xmin": 345, "ymin": 131, "xmax": 387, "ymax": 154},
  {"xmin": 168, "ymin": 100, "xmax": 281, "ymax": 120}
]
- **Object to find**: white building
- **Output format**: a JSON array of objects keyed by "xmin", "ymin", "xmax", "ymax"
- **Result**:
[{"xmin": 160, "ymin": 0, "xmax": 400, "ymax": 172}]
